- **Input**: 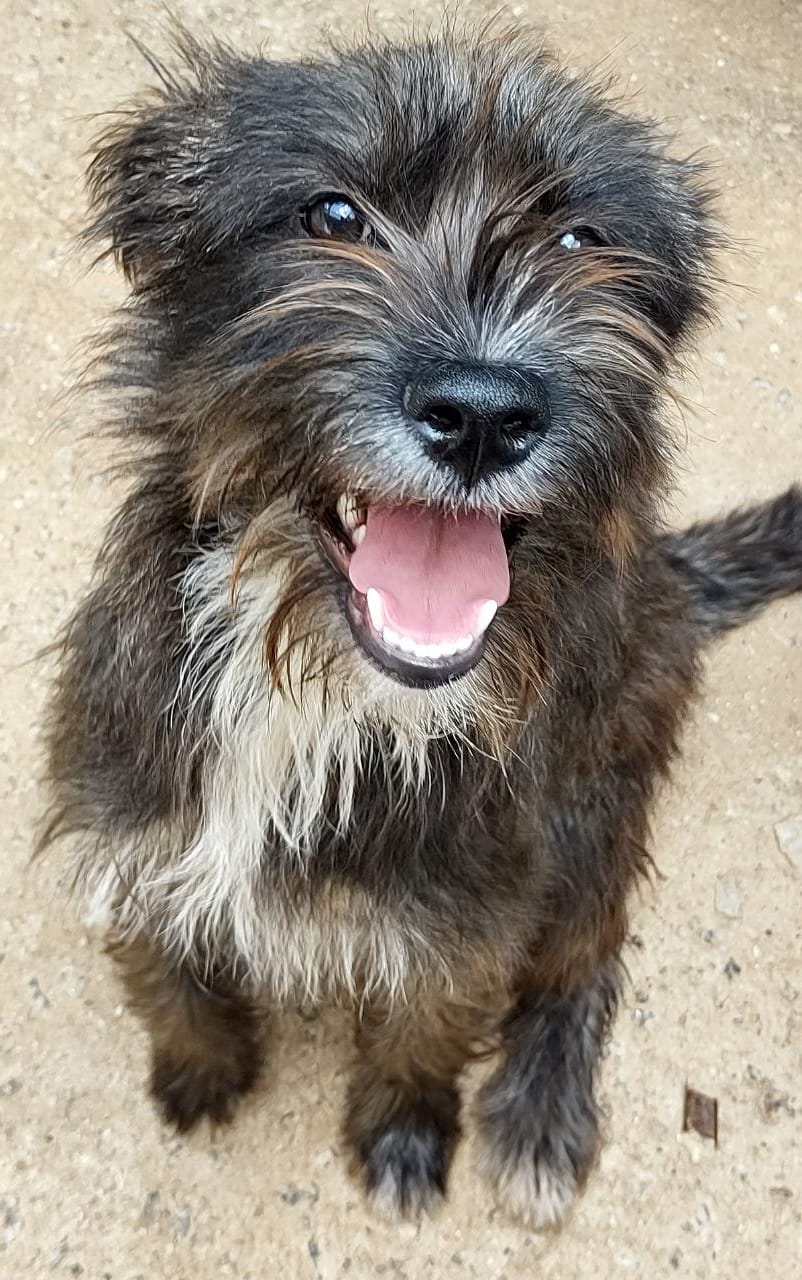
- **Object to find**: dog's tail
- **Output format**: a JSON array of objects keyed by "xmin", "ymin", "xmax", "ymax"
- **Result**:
[{"xmin": 660, "ymin": 485, "xmax": 802, "ymax": 639}]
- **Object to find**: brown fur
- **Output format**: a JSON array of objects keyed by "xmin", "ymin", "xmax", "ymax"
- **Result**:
[
  {"xmin": 346, "ymin": 992, "xmax": 500, "ymax": 1214},
  {"xmin": 109, "ymin": 934, "xmax": 264, "ymax": 1131}
]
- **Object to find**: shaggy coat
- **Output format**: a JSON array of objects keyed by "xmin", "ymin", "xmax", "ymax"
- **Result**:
[{"xmin": 42, "ymin": 29, "xmax": 802, "ymax": 1225}]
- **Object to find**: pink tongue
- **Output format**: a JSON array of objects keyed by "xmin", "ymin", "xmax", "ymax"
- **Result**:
[{"xmin": 348, "ymin": 506, "xmax": 510, "ymax": 642}]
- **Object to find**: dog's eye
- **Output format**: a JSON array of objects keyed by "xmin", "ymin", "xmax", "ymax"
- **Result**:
[
  {"xmin": 303, "ymin": 195, "xmax": 374, "ymax": 244},
  {"xmin": 559, "ymin": 227, "xmax": 607, "ymax": 252}
]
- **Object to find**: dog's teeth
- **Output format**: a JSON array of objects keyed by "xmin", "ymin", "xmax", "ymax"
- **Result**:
[
  {"xmin": 352, "ymin": 524, "xmax": 366, "ymax": 545},
  {"xmin": 336, "ymin": 493, "xmax": 362, "ymax": 532},
  {"xmin": 475, "ymin": 600, "xmax": 498, "ymax": 635},
  {"xmin": 366, "ymin": 588, "xmax": 384, "ymax": 631},
  {"xmin": 375, "ymin": 625, "xmax": 477, "ymax": 662}
]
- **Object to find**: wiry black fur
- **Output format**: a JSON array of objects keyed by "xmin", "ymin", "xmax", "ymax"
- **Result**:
[{"xmin": 41, "ymin": 26, "xmax": 801, "ymax": 1227}]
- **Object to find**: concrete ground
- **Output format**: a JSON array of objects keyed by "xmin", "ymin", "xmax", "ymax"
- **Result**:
[{"xmin": 1, "ymin": 0, "xmax": 800, "ymax": 1276}]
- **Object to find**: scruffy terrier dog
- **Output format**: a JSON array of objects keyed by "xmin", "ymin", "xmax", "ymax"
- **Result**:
[{"xmin": 43, "ymin": 29, "xmax": 801, "ymax": 1227}]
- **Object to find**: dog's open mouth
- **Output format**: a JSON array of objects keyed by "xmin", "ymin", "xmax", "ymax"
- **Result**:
[{"xmin": 317, "ymin": 495, "xmax": 511, "ymax": 686}]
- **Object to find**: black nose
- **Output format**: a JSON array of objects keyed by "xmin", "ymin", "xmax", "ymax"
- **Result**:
[{"xmin": 405, "ymin": 361, "xmax": 550, "ymax": 485}]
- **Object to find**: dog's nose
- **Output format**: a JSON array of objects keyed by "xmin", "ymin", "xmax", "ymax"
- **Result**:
[{"xmin": 405, "ymin": 362, "xmax": 550, "ymax": 484}]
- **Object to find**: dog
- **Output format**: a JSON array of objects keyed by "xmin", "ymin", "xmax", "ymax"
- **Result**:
[{"xmin": 41, "ymin": 26, "xmax": 802, "ymax": 1227}]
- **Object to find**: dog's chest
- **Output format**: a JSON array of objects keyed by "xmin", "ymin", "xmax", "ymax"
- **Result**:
[
  {"xmin": 254, "ymin": 879, "xmax": 433, "ymax": 1003},
  {"xmin": 113, "ymin": 553, "xmax": 524, "ymax": 994}
]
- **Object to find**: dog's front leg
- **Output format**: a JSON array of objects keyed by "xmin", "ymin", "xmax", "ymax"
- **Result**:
[
  {"xmin": 344, "ymin": 994, "xmax": 490, "ymax": 1218},
  {"xmin": 476, "ymin": 963, "xmax": 620, "ymax": 1229},
  {"xmin": 476, "ymin": 776, "xmax": 643, "ymax": 1228},
  {"xmin": 109, "ymin": 933, "xmax": 265, "ymax": 1132}
]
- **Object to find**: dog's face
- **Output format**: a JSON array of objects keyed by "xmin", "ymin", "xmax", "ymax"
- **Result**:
[{"xmin": 89, "ymin": 32, "xmax": 713, "ymax": 697}]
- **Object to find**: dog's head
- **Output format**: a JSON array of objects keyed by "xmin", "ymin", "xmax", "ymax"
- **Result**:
[{"xmin": 87, "ymin": 29, "xmax": 714, "ymax": 706}]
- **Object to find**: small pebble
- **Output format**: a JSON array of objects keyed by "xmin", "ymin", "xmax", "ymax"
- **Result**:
[
  {"xmin": 715, "ymin": 878, "xmax": 741, "ymax": 918},
  {"xmin": 774, "ymin": 815, "xmax": 802, "ymax": 872}
]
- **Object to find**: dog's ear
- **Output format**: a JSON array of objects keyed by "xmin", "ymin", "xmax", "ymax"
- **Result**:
[
  {"xmin": 639, "ymin": 154, "xmax": 719, "ymax": 344},
  {"xmin": 84, "ymin": 38, "xmax": 247, "ymax": 289}
]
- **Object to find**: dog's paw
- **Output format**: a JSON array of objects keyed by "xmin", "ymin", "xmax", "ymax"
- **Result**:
[
  {"xmin": 476, "ymin": 1072, "xmax": 597, "ymax": 1229},
  {"xmin": 360, "ymin": 1119, "xmax": 450, "ymax": 1218},
  {"xmin": 150, "ymin": 1049, "xmax": 259, "ymax": 1132},
  {"xmin": 478, "ymin": 1135, "xmax": 579, "ymax": 1229},
  {"xmin": 347, "ymin": 1090, "xmax": 460, "ymax": 1218}
]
